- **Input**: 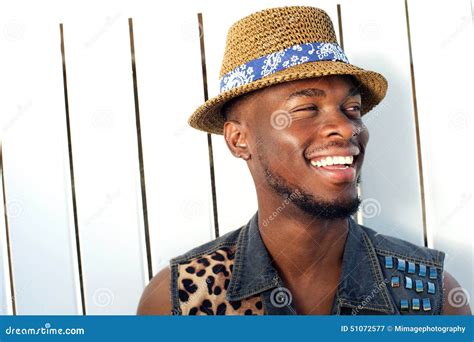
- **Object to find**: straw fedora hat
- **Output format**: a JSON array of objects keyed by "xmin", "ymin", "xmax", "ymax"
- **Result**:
[{"xmin": 188, "ymin": 6, "xmax": 388, "ymax": 135}]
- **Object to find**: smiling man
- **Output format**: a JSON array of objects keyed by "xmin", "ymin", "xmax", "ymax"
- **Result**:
[{"xmin": 137, "ymin": 6, "xmax": 471, "ymax": 315}]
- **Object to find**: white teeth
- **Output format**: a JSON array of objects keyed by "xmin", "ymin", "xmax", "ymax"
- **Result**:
[{"xmin": 310, "ymin": 155, "xmax": 354, "ymax": 168}]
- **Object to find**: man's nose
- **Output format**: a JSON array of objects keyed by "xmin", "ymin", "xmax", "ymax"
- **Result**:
[{"xmin": 318, "ymin": 108, "xmax": 357, "ymax": 140}]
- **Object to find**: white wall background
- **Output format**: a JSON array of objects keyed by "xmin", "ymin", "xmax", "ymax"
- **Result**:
[{"xmin": 0, "ymin": 0, "xmax": 472, "ymax": 315}]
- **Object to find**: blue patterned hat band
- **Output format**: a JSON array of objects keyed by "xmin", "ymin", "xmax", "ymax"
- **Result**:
[{"xmin": 219, "ymin": 42, "xmax": 349, "ymax": 93}]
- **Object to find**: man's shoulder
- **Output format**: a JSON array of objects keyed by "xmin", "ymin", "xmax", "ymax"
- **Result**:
[
  {"xmin": 138, "ymin": 224, "xmax": 246, "ymax": 316},
  {"xmin": 359, "ymin": 224, "xmax": 445, "ymax": 266},
  {"xmin": 170, "ymin": 224, "xmax": 244, "ymax": 265}
]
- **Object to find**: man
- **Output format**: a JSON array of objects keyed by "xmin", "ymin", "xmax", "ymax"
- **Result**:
[{"xmin": 137, "ymin": 6, "xmax": 471, "ymax": 315}]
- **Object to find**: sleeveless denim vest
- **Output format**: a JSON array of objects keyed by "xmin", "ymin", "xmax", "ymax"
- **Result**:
[{"xmin": 170, "ymin": 212, "xmax": 445, "ymax": 315}]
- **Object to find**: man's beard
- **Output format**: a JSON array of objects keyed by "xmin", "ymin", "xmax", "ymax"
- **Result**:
[{"xmin": 258, "ymin": 150, "xmax": 361, "ymax": 220}]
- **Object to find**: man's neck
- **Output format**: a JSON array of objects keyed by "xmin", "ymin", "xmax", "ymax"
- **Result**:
[{"xmin": 257, "ymin": 200, "xmax": 349, "ymax": 283}]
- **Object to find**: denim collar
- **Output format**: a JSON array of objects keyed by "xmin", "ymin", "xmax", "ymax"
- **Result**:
[
  {"xmin": 226, "ymin": 212, "xmax": 280, "ymax": 301},
  {"xmin": 226, "ymin": 211, "xmax": 396, "ymax": 314}
]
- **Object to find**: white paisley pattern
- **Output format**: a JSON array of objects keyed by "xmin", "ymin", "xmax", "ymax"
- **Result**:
[
  {"xmin": 316, "ymin": 43, "xmax": 347, "ymax": 62},
  {"xmin": 220, "ymin": 64, "xmax": 255, "ymax": 93},
  {"xmin": 219, "ymin": 42, "xmax": 349, "ymax": 93},
  {"xmin": 261, "ymin": 51, "xmax": 286, "ymax": 77}
]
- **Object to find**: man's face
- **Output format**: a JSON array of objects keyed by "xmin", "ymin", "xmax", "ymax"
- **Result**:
[{"xmin": 225, "ymin": 75, "xmax": 369, "ymax": 219}]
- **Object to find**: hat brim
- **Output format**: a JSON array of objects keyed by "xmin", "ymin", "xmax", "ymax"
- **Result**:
[{"xmin": 188, "ymin": 61, "xmax": 388, "ymax": 135}]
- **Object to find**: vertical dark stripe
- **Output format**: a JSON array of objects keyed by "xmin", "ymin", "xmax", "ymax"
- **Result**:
[
  {"xmin": 0, "ymin": 143, "xmax": 16, "ymax": 315},
  {"xmin": 128, "ymin": 18, "xmax": 153, "ymax": 281},
  {"xmin": 59, "ymin": 23, "xmax": 87, "ymax": 315},
  {"xmin": 404, "ymin": 0, "xmax": 428, "ymax": 247},
  {"xmin": 197, "ymin": 13, "xmax": 220, "ymax": 238},
  {"xmin": 337, "ymin": 4, "xmax": 344, "ymax": 50}
]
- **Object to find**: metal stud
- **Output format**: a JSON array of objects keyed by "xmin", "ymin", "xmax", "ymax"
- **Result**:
[
  {"xmin": 385, "ymin": 256, "xmax": 394, "ymax": 269},
  {"xmin": 422, "ymin": 298, "xmax": 432, "ymax": 311},
  {"xmin": 391, "ymin": 276, "xmax": 400, "ymax": 288},
  {"xmin": 415, "ymin": 279, "xmax": 424, "ymax": 292},
  {"xmin": 427, "ymin": 281, "xmax": 436, "ymax": 294},
  {"xmin": 407, "ymin": 262, "xmax": 416, "ymax": 274},
  {"xmin": 412, "ymin": 298, "xmax": 420, "ymax": 311},
  {"xmin": 419, "ymin": 264, "xmax": 427, "ymax": 277},
  {"xmin": 400, "ymin": 299, "xmax": 409, "ymax": 311},
  {"xmin": 429, "ymin": 267, "xmax": 437, "ymax": 279},
  {"xmin": 405, "ymin": 276, "xmax": 413, "ymax": 289},
  {"xmin": 397, "ymin": 258, "xmax": 406, "ymax": 272}
]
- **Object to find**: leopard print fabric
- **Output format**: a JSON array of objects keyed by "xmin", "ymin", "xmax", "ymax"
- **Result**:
[{"xmin": 175, "ymin": 245, "xmax": 264, "ymax": 315}]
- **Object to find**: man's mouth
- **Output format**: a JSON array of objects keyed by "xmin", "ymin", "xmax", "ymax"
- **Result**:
[
  {"xmin": 307, "ymin": 154, "xmax": 358, "ymax": 183},
  {"xmin": 309, "ymin": 155, "xmax": 354, "ymax": 169}
]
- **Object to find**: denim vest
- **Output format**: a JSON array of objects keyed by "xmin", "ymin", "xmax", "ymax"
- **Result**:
[{"xmin": 170, "ymin": 212, "xmax": 445, "ymax": 315}]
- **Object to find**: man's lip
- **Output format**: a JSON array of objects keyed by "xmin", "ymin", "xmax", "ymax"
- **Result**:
[
  {"xmin": 306, "ymin": 146, "xmax": 360, "ymax": 162},
  {"xmin": 313, "ymin": 164, "xmax": 357, "ymax": 183}
]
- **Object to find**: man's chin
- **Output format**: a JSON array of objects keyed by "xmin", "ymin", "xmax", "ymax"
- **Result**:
[
  {"xmin": 292, "ymin": 193, "xmax": 361, "ymax": 220},
  {"xmin": 307, "ymin": 189, "xmax": 358, "ymax": 206}
]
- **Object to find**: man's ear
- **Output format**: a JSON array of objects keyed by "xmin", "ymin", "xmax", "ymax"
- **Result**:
[{"xmin": 223, "ymin": 120, "xmax": 251, "ymax": 160}]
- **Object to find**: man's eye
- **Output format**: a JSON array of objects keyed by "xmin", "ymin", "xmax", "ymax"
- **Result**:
[
  {"xmin": 345, "ymin": 105, "xmax": 361, "ymax": 112},
  {"xmin": 294, "ymin": 105, "xmax": 318, "ymax": 112},
  {"xmin": 344, "ymin": 105, "xmax": 362, "ymax": 117}
]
